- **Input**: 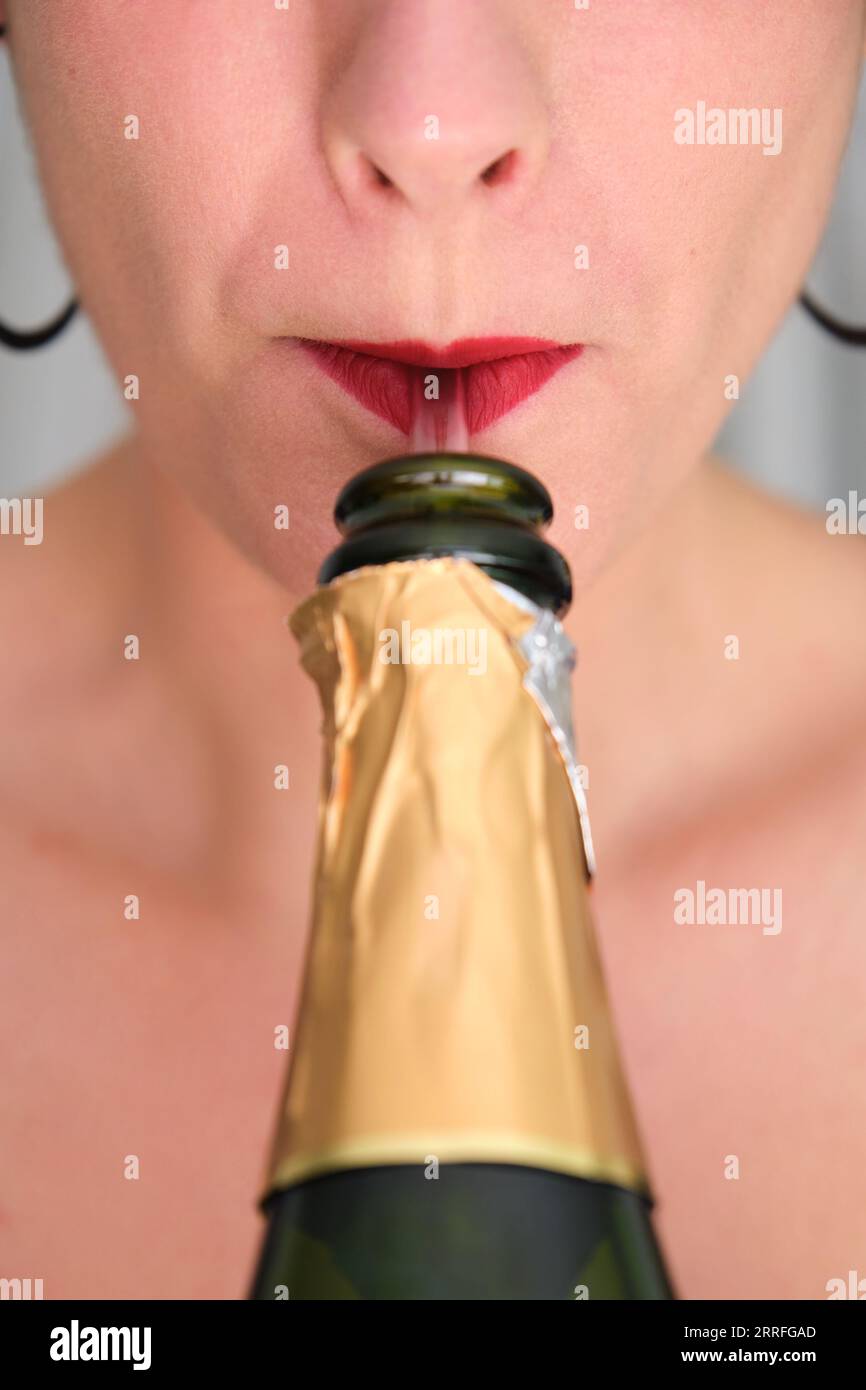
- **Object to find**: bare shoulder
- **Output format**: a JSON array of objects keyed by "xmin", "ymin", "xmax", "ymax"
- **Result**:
[
  {"xmin": 0, "ymin": 443, "xmax": 133, "ymax": 714},
  {"xmin": 0, "ymin": 441, "xmax": 141, "ymax": 846},
  {"xmin": 610, "ymin": 461, "xmax": 866, "ymax": 880},
  {"xmin": 707, "ymin": 463, "xmax": 866, "ymax": 723},
  {"xmin": 721, "ymin": 458, "xmax": 866, "ymax": 774},
  {"xmin": 709, "ymin": 460, "xmax": 866, "ymax": 622}
]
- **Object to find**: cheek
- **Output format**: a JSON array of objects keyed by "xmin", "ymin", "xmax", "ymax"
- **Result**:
[
  {"xmin": 14, "ymin": 3, "xmax": 319, "ymax": 375},
  {"xmin": 502, "ymin": 2, "xmax": 864, "ymax": 579},
  {"xmin": 560, "ymin": 0, "xmax": 863, "ymax": 517},
  {"xmin": 550, "ymin": 0, "xmax": 861, "ymax": 359}
]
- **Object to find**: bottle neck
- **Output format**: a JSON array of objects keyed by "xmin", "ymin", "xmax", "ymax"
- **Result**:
[{"xmin": 263, "ymin": 557, "xmax": 643, "ymax": 1202}]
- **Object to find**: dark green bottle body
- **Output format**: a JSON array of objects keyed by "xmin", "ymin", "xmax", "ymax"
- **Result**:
[{"xmin": 251, "ymin": 1166, "xmax": 673, "ymax": 1300}]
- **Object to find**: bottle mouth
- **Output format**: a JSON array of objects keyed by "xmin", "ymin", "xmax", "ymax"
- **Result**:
[
  {"xmin": 334, "ymin": 452, "xmax": 553, "ymax": 534},
  {"xmin": 321, "ymin": 453, "xmax": 572, "ymax": 615}
]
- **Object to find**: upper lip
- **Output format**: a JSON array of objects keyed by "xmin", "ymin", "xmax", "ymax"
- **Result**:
[
  {"xmin": 322, "ymin": 337, "xmax": 571, "ymax": 368},
  {"xmin": 297, "ymin": 335, "xmax": 583, "ymax": 435}
]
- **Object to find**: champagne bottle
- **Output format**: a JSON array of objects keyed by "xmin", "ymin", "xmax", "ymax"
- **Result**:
[{"xmin": 251, "ymin": 453, "xmax": 674, "ymax": 1300}]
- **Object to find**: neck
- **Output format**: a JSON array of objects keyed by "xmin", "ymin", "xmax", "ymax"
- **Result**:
[
  {"xmin": 70, "ymin": 435, "xmax": 318, "ymax": 914},
  {"xmin": 571, "ymin": 458, "xmax": 776, "ymax": 872},
  {"xmin": 79, "ymin": 435, "xmax": 741, "ymax": 905}
]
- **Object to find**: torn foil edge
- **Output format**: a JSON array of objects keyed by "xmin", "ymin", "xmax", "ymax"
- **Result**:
[{"xmin": 491, "ymin": 580, "xmax": 597, "ymax": 879}]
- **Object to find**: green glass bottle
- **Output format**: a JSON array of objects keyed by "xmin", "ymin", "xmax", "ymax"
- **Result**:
[{"xmin": 251, "ymin": 453, "xmax": 674, "ymax": 1301}]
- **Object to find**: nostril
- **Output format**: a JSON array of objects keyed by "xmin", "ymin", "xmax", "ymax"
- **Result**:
[
  {"xmin": 360, "ymin": 155, "xmax": 395, "ymax": 190},
  {"xmin": 351, "ymin": 145, "xmax": 521, "ymax": 202},
  {"xmin": 480, "ymin": 149, "xmax": 518, "ymax": 187}
]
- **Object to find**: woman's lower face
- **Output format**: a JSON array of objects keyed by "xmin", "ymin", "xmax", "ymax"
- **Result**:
[{"xmin": 6, "ymin": 0, "xmax": 864, "ymax": 589}]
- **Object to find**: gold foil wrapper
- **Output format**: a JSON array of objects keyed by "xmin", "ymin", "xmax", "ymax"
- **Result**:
[{"xmin": 263, "ymin": 558, "xmax": 648, "ymax": 1199}]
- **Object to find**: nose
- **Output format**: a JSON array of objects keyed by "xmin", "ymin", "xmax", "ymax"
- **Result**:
[{"xmin": 321, "ymin": 0, "xmax": 550, "ymax": 217}]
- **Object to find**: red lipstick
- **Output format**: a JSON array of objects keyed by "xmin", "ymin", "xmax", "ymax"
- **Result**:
[{"xmin": 298, "ymin": 337, "xmax": 583, "ymax": 436}]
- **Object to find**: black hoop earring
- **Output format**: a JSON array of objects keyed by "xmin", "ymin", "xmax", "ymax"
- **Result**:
[
  {"xmin": 799, "ymin": 292, "xmax": 866, "ymax": 349},
  {"xmin": 0, "ymin": 20, "xmax": 79, "ymax": 351},
  {"xmin": 0, "ymin": 298, "xmax": 79, "ymax": 351}
]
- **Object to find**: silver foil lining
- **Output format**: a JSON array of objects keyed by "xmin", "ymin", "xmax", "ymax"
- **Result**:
[{"xmin": 492, "ymin": 581, "xmax": 596, "ymax": 879}]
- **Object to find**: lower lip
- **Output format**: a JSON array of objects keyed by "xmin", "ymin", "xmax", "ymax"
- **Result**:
[{"xmin": 297, "ymin": 339, "xmax": 583, "ymax": 436}]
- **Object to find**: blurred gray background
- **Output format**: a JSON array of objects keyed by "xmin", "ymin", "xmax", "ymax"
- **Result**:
[{"xmin": 1, "ymin": 53, "xmax": 864, "ymax": 505}]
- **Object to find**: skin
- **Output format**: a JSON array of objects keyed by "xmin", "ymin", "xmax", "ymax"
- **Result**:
[{"xmin": 0, "ymin": 0, "xmax": 865, "ymax": 1299}]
